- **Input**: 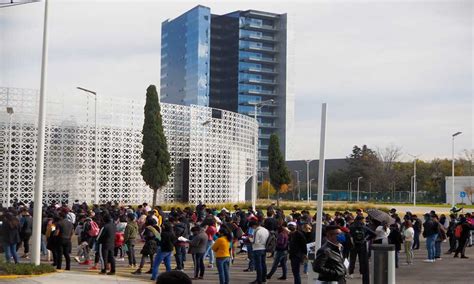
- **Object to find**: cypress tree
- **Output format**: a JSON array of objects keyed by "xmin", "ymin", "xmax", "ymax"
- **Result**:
[
  {"xmin": 141, "ymin": 85, "xmax": 171, "ymax": 207},
  {"xmin": 268, "ymin": 133, "xmax": 291, "ymax": 206}
]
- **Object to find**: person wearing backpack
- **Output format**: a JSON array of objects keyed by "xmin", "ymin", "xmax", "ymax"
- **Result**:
[
  {"xmin": 19, "ymin": 208, "xmax": 33, "ymax": 259},
  {"xmin": 454, "ymin": 216, "xmax": 472, "ymax": 258},
  {"xmin": 132, "ymin": 217, "xmax": 159, "ymax": 275},
  {"xmin": 266, "ymin": 224, "xmax": 289, "ymax": 280},
  {"xmin": 172, "ymin": 216, "xmax": 188, "ymax": 271},
  {"xmin": 124, "ymin": 213, "xmax": 138, "ymax": 267},
  {"xmin": 446, "ymin": 214, "xmax": 458, "ymax": 254},
  {"xmin": 248, "ymin": 220, "xmax": 269, "ymax": 284},
  {"xmin": 348, "ymin": 215, "xmax": 375, "ymax": 284}
]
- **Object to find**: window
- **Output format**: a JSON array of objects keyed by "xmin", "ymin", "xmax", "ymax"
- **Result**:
[{"xmin": 204, "ymin": 15, "xmax": 209, "ymax": 20}]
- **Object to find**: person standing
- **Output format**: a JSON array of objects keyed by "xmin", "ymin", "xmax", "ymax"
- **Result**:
[
  {"xmin": 402, "ymin": 220, "xmax": 415, "ymax": 265},
  {"xmin": 249, "ymin": 220, "xmax": 269, "ymax": 284},
  {"xmin": 212, "ymin": 227, "xmax": 232, "ymax": 284},
  {"xmin": 132, "ymin": 218, "xmax": 159, "ymax": 275},
  {"xmin": 412, "ymin": 215, "xmax": 422, "ymax": 250},
  {"xmin": 97, "ymin": 213, "xmax": 116, "ymax": 275},
  {"xmin": 348, "ymin": 216, "xmax": 375, "ymax": 284},
  {"xmin": 172, "ymin": 216, "xmax": 189, "ymax": 271},
  {"xmin": 151, "ymin": 222, "xmax": 175, "ymax": 281},
  {"xmin": 19, "ymin": 208, "xmax": 33, "ymax": 259},
  {"xmin": 312, "ymin": 225, "xmax": 347, "ymax": 284},
  {"xmin": 55, "ymin": 212, "xmax": 74, "ymax": 270},
  {"xmin": 1, "ymin": 212, "xmax": 21, "ymax": 264},
  {"xmin": 188, "ymin": 226, "xmax": 207, "ymax": 280},
  {"xmin": 373, "ymin": 222, "xmax": 390, "ymax": 244},
  {"xmin": 446, "ymin": 214, "xmax": 458, "ymax": 254},
  {"xmin": 388, "ymin": 223, "xmax": 403, "ymax": 268},
  {"xmin": 288, "ymin": 222, "xmax": 307, "ymax": 284},
  {"xmin": 266, "ymin": 224, "xmax": 289, "ymax": 280},
  {"xmin": 422, "ymin": 213, "xmax": 438, "ymax": 263},
  {"xmin": 124, "ymin": 213, "xmax": 138, "ymax": 267},
  {"xmin": 454, "ymin": 216, "xmax": 472, "ymax": 258}
]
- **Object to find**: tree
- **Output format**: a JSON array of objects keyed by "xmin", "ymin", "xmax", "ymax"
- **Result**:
[
  {"xmin": 141, "ymin": 85, "xmax": 172, "ymax": 207},
  {"xmin": 268, "ymin": 134, "xmax": 291, "ymax": 206},
  {"xmin": 459, "ymin": 149, "xmax": 474, "ymax": 176},
  {"xmin": 258, "ymin": 180, "xmax": 276, "ymax": 198},
  {"xmin": 346, "ymin": 145, "xmax": 382, "ymax": 191}
]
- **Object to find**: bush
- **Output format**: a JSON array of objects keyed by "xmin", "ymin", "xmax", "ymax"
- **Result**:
[{"xmin": 0, "ymin": 262, "xmax": 56, "ymax": 275}]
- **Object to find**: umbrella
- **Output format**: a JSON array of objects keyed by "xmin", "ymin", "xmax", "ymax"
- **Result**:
[{"xmin": 366, "ymin": 208, "xmax": 395, "ymax": 225}]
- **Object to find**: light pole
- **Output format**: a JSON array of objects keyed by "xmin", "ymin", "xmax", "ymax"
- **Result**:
[
  {"xmin": 451, "ymin": 131, "xmax": 462, "ymax": 207},
  {"xmin": 77, "ymin": 87, "xmax": 98, "ymax": 204},
  {"xmin": 31, "ymin": 0, "xmax": 50, "ymax": 266},
  {"xmin": 294, "ymin": 170, "xmax": 301, "ymax": 200},
  {"xmin": 357, "ymin": 176, "xmax": 363, "ymax": 202},
  {"xmin": 6, "ymin": 107, "xmax": 14, "ymax": 207},
  {"xmin": 305, "ymin": 160, "xmax": 313, "ymax": 203},
  {"xmin": 408, "ymin": 154, "xmax": 419, "ymax": 206},
  {"xmin": 201, "ymin": 119, "xmax": 212, "ymax": 203},
  {"xmin": 247, "ymin": 99, "xmax": 274, "ymax": 211},
  {"xmin": 309, "ymin": 178, "xmax": 315, "ymax": 200}
]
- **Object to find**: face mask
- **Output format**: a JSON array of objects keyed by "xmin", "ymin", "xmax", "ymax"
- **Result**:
[{"xmin": 336, "ymin": 233, "xmax": 346, "ymax": 243}]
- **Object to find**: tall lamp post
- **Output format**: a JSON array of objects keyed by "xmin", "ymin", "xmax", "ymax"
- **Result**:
[
  {"xmin": 451, "ymin": 131, "xmax": 462, "ymax": 207},
  {"xmin": 294, "ymin": 170, "xmax": 301, "ymax": 200},
  {"xmin": 77, "ymin": 87, "xmax": 98, "ymax": 204},
  {"xmin": 6, "ymin": 107, "xmax": 14, "ymax": 207},
  {"xmin": 200, "ymin": 119, "xmax": 212, "ymax": 203},
  {"xmin": 247, "ymin": 99, "xmax": 275, "ymax": 211},
  {"xmin": 408, "ymin": 154, "xmax": 419, "ymax": 206},
  {"xmin": 309, "ymin": 178, "xmax": 315, "ymax": 201},
  {"xmin": 305, "ymin": 160, "xmax": 313, "ymax": 203},
  {"xmin": 357, "ymin": 176, "xmax": 363, "ymax": 202}
]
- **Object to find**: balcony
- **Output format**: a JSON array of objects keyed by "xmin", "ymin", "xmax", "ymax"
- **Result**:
[
  {"xmin": 259, "ymin": 122, "xmax": 278, "ymax": 128},
  {"xmin": 241, "ymin": 78, "xmax": 277, "ymax": 86},
  {"xmin": 240, "ymin": 45, "xmax": 278, "ymax": 54},
  {"xmin": 241, "ymin": 67, "xmax": 278, "ymax": 75},
  {"xmin": 259, "ymin": 134, "xmax": 271, "ymax": 139},
  {"xmin": 247, "ymin": 111, "xmax": 278, "ymax": 118},
  {"xmin": 241, "ymin": 56, "xmax": 277, "ymax": 64},
  {"xmin": 239, "ymin": 89, "xmax": 275, "ymax": 96},
  {"xmin": 240, "ymin": 34, "xmax": 277, "ymax": 43},
  {"xmin": 241, "ymin": 23, "xmax": 278, "ymax": 32}
]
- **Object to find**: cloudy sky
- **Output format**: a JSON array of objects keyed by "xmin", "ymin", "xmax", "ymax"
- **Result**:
[{"xmin": 1, "ymin": 0, "xmax": 472, "ymax": 161}]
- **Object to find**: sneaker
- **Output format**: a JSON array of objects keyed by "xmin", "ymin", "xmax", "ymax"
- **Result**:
[
  {"xmin": 435, "ymin": 257, "xmax": 442, "ymax": 260},
  {"xmin": 80, "ymin": 260, "xmax": 91, "ymax": 265},
  {"xmin": 145, "ymin": 270, "xmax": 152, "ymax": 274},
  {"xmin": 107, "ymin": 272, "xmax": 115, "ymax": 275},
  {"xmin": 277, "ymin": 276, "xmax": 287, "ymax": 280},
  {"xmin": 74, "ymin": 256, "xmax": 81, "ymax": 263},
  {"xmin": 461, "ymin": 256, "xmax": 469, "ymax": 259},
  {"xmin": 99, "ymin": 271, "xmax": 107, "ymax": 275}
]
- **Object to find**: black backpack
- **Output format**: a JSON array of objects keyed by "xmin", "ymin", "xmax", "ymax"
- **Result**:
[
  {"xmin": 351, "ymin": 226, "xmax": 366, "ymax": 244},
  {"xmin": 265, "ymin": 231, "xmax": 277, "ymax": 252}
]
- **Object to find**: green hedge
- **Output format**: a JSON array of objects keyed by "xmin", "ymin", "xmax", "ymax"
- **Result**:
[{"xmin": 0, "ymin": 262, "xmax": 56, "ymax": 275}]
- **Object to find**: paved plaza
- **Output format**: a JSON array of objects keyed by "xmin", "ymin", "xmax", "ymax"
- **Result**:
[{"xmin": 1, "ymin": 238, "xmax": 473, "ymax": 284}]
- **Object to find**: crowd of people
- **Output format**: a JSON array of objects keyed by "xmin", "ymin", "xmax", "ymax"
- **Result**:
[{"xmin": 0, "ymin": 200, "xmax": 473, "ymax": 284}]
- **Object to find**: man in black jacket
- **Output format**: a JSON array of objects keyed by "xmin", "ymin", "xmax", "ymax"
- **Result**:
[
  {"xmin": 348, "ymin": 216, "xmax": 375, "ymax": 284},
  {"xmin": 97, "ymin": 213, "xmax": 116, "ymax": 275},
  {"xmin": 288, "ymin": 222, "xmax": 307, "ymax": 284},
  {"xmin": 313, "ymin": 225, "xmax": 347, "ymax": 284}
]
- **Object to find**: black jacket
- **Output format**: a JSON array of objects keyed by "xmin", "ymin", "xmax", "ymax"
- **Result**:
[
  {"xmin": 348, "ymin": 221, "xmax": 376, "ymax": 246},
  {"xmin": 288, "ymin": 230, "xmax": 307, "ymax": 259},
  {"xmin": 159, "ymin": 230, "xmax": 176, "ymax": 252},
  {"xmin": 422, "ymin": 220, "xmax": 439, "ymax": 238},
  {"xmin": 313, "ymin": 241, "xmax": 347, "ymax": 283},
  {"xmin": 97, "ymin": 221, "xmax": 116, "ymax": 248}
]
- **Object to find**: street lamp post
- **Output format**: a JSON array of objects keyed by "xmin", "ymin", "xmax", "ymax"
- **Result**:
[
  {"xmin": 309, "ymin": 178, "xmax": 315, "ymax": 201},
  {"xmin": 201, "ymin": 120, "xmax": 212, "ymax": 203},
  {"xmin": 408, "ymin": 154, "xmax": 419, "ymax": 206},
  {"xmin": 295, "ymin": 170, "xmax": 301, "ymax": 200},
  {"xmin": 451, "ymin": 131, "xmax": 462, "ymax": 207},
  {"xmin": 6, "ymin": 107, "xmax": 14, "ymax": 207},
  {"xmin": 305, "ymin": 160, "xmax": 312, "ymax": 203},
  {"xmin": 247, "ymin": 99, "xmax": 275, "ymax": 211},
  {"xmin": 357, "ymin": 176, "xmax": 363, "ymax": 202},
  {"xmin": 77, "ymin": 87, "xmax": 98, "ymax": 204}
]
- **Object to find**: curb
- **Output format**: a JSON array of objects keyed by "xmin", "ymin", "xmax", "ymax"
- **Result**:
[{"xmin": 0, "ymin": 270, "xmax": 60, "ymax": 280}]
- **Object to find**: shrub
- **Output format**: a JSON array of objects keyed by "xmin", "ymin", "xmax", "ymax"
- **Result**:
[{"xmin": 0, "ymin": 262, "xmax": 56, "ymax": 275}]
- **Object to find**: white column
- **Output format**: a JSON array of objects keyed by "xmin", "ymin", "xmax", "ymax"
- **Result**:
[
  {"xmin": 309, "ymin": 103, "xmax": 327, "ymax": 284},
  {"xmin": 31, "ymin": 0, "xmax": 49, "ymax": 266},
  {"xmin": 94, "ymin": 95, "xmax": 99, "ymax": 204},
  {"xmin": 6, "ymin": 112, "xmax": 13, "ymax": 207}
]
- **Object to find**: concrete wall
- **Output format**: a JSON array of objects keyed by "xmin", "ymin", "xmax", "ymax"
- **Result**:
[{"xmin": 445, "ymin": 176, "xmax": 474, "ymax": 205}]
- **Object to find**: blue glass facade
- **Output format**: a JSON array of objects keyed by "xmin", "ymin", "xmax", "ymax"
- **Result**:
[
  {"xmin": 160, "ymin": 6, "xmax": 211, "ymax": 106},
  {"xmin": 161, "ymin": 6, "xmax": 288, "ymax": 179}
]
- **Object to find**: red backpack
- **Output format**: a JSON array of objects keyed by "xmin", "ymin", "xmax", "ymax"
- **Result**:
[
  {"xmin": 88, "ymin": 220, "xmax": 100, "ymax": 237},
  {"xmin": 454, "ymin": 224, "xmax": 463, "ymax": 239}
]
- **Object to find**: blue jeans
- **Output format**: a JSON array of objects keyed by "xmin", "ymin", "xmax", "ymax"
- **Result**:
[
  {"xmin": 252, "ymin": 249, "xmax": 267, "ymax": 283},
  {"xmin": 426, "ymin": 234, "xmax": 437, "ymax": 260},
  {"xmin": 267, "ymin": 250, "xmax": 287, "ymax": 278},
  {"xmin": 204, "ymin": 240, "xmax": 215, "ymax": 265},
  {"xmin": 3, "ymin": 243, "xmax": 19, "ymax": 264},
  {"xmin": 246, "ymin": 244, "xmax": 254, "ymax": 270},
  {"xmin": 435, "ymin": 240, "xmax": 442, "ymax": 258},
  {"xmin": 216, "ymin": 257, "xmax": 230, "ymax": 284},
  {"xmin": 151, "ymin": 248, "xmax": 172, "ymax": 280}
]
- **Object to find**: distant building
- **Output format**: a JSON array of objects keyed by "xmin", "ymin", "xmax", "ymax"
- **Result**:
[
  {"xmin": 161, "ymin": 6, "xmax": 290, "ymax": 181},
  {"xmin": 445, "ymin": 176, "xmax": 474, "ymax": 205}
]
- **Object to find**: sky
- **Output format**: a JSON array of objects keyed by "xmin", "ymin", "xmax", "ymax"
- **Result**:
[{"xmin": 1, "ymin": 0, "xmax": 472, "ymax": 161}]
